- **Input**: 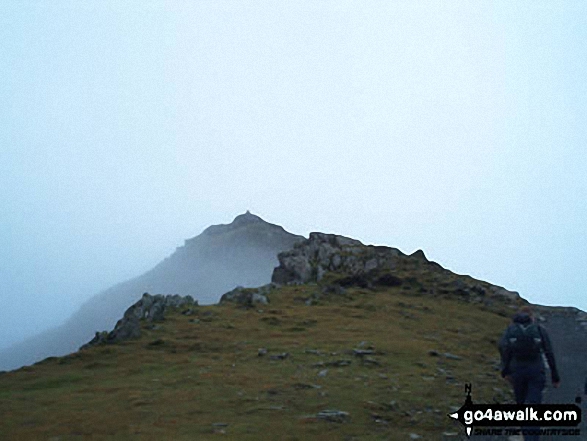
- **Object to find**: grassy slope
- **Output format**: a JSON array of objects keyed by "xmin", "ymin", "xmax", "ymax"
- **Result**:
[{"xmin": 0, "ymin": 282, "xmax": 515, "ymax": 441}]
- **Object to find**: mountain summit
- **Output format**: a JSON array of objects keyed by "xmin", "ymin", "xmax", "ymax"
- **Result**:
[
  {"xmin": 0, "ymin": 212, "xmax": 303, "ymax": 370},
  {"xmin": 207, "ymin": 210, "xmax": 263, "ymax": 230}
]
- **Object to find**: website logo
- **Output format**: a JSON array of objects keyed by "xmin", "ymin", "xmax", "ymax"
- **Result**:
[{"xmin": 448, "ymin": 383, "xmax": 582, "ymax": 437}]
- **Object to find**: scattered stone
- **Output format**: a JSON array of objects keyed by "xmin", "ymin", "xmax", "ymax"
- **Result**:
[
  {"xmin": 409, "ymin": 433, "xmax": 422, "ymax": 439},
  {"xmin": 269, "ymin": 352, "xmax": 289, "ymax": 360},
  {"xmin": 381, "ymin": 400, "xmax": 398, "ymax": 411},
  {"xmin": 316, "ymin": 409, "xmax": 350, "ymax": 422},
  {"xmin": 219, "ymin": 284, "xmax": 274, "ymax": 307},
  {"xmin": 292, "ymin": 383, "xmax": 322, "ymax": 390},
  {"xmin": 443, "ymin": 353, "xmax": 462, "ymax": 360},
  {"xmin": 313, "ymin": 360, "xmax": 352, "ymax": 368},
  {"xmin": 353, "ymin": 349, "xmax": 375, "ymax": 357},
  {"xmin": 329, "ymin": 359, "xmax": 352, "ymax": 367},
  {"xmin": 371, "ymin": 414, "xmax": 389, "ymax": 424},
  {"xmin": 258, "ymin": 348, "xmax": 267, "ymax": 357},
  {"xmin": 317, "ymin": 369, "xmax": 329, "ymax": 377},
  {"xmin": 362, "ymin": 357, "xmax": 380, "ymax": 366},
  {"xmin": 304, "ymin": 349, "xmax": 323, "ymax": 355}
]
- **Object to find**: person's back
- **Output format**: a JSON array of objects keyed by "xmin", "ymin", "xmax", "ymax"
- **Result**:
[{"xmin": 498, "ymin": 306, "xmax": 560, "ymax": 441}]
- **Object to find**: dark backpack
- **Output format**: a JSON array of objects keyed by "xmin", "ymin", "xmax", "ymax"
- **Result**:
[{"xmin": 507, "ymin": 323, "xmax": 543, "ymax": 361}]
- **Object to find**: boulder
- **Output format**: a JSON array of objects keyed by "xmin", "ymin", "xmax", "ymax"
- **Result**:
[
  {"xmin": 219, "ymin": 284, "xmax": 274, "ymax": 307},
  {"xmin": 271, "ymin": 232, "xmax": 405, "ymax": 285},
  {"xmin": 81, "ymin": 293, "xmax": 197, "ymax": 349}
]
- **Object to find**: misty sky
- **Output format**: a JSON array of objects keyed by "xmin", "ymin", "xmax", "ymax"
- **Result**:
[{"xmin": 1, "ymin": 1, "xmax": 586, "ymax": 351}]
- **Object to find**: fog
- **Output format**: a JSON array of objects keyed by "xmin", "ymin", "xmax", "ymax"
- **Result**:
[{"xmin": 1, "ymin": 2, "xmax": 586, "ymax": 365}]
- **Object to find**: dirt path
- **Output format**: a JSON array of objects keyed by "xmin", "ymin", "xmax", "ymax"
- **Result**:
[{"xmin": 538, "ymin": 308, "xmax": 587, "ymax": 440}]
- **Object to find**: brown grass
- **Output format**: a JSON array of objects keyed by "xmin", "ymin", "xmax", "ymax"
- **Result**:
[{"xmin": 0, "ymin": 284, "xmax": 513, "ymax": 440}]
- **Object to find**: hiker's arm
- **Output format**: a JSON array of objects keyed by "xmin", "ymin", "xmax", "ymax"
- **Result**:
[{"xmin": 540, "ymin": 326, "xmax": 560, "ymax": 384}]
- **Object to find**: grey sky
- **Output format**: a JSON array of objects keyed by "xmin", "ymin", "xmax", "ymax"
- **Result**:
[{"xmin": 1, "ymin": 1, "xmax": 585, "ymax": 351}]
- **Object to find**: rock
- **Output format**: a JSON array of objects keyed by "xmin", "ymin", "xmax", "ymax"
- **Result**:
[
  {"xmin": 258, "ymin": 348, "xmax": 267, "ymax": 356},
  {"xmin": 384, "ymin": 400, "xmax": 398, "ymax": 410},
  {"xmin": 292, "ymin": 383, "xmax": 321, "ymax": 390},
  {"xmin": 80, "ymin": 293, "xmax": 196, "ymax": 349},
  {"xmin": 81, "ymin": 331, "xmax": 109, "ymax": 349},
  {"xmin": 409, "ymin": 434, "xmax": 422, "ymax": 440},
  {"xmin": 269, "ymin": 352, "xmax": 289, "ymax": 360},
  {"xmin": 443, "ymin": 352, "xmax": 462, "ymax": 360},
  {"xmin": 313, "ymin": 359, "xmax": 352, "ymax": 367},
  {"xmin": 317, "ymin": 369, "xmax": 329, "ymax": 377},
  {"xmin": 328, "ymin": 359, "xmax": 352, "ymax": 367},
  {"xmin": 364, "ymin": 258, "xmax": 378, "ymax": 272},
  {"xmin": 471, "ymin": 284, "xmax": 486, "ymax": 296},
  {"xmin": 219, "ymin": 285, "xmax": 272, "ymax": 307},
  {"xmin": 271, "ymin": 232, "xmax": 403, "ymax": 285},
  {"xmin": 316, "ymin": 409, "xmax": 350, "ymax": 422},
  {"xmin": 353, "ymin": 349, "xmax": 376, "ymax": 357},
  {"xmin": 489, "ymin": 286, "xmax": 520, "ymax": 302},
  {"xmin": 304, "ymin": 349, "xmax": 323, "ymax": 355}
]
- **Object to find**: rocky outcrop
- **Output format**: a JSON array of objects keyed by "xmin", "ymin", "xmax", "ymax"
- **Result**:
[
  {"xmin": 219, "ymin": 284, "xmax": 275, "ymax": 307},
  {"xmin": 271, "ymin": 232, "xmax": 521, "ymax": 305},
  {"xmin": 272, "ymin": 232, "xmax": 410, "ymax": 285},
  {"xmin": 80, "ymin": 293, "xmax": 197, "ymax": 349}
]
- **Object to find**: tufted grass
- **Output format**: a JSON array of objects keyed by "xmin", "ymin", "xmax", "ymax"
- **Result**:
[{"xmin": 0, "ymin": 284, "xmax": 514, "ymax": 440}]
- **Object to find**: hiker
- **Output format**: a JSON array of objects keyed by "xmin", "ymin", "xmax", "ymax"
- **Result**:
[{"xmin": 499, "ymin": 306, "xmax": 560, "ymax": 441}]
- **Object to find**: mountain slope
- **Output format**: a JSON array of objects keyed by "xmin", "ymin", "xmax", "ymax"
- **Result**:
[
  {"xmin": 0, "ymin": 271, "xmax": 516, "ymax": 440},
  {"xmin": 0, "ymin": 231, "xmax": 539, "ymax": 440},
  {"xmin": 0, "ymin": 212, "xmax": 303, "ymax": 371}
]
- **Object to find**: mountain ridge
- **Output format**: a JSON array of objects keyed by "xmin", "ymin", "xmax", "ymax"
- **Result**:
[
  {"xmin": 0, "ymin": 212, "xmax": 302, "ymax": 371},
  {"xmin": 2, "ymin": 218, "xmax": 586, "ymax": 440}
]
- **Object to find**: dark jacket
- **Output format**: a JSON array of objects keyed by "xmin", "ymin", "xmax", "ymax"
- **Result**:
[{"xmin": 499, "ymin": 312, "xmax": 560, "ymax": 383}]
